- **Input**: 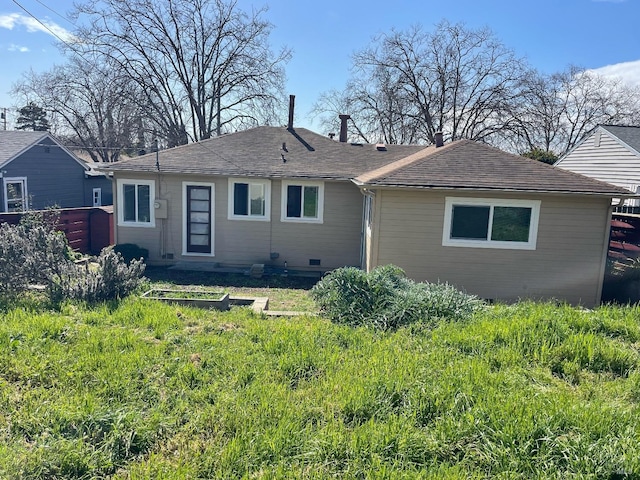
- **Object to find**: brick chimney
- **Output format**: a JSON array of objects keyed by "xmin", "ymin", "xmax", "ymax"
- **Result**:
[{"xmin": 339, "ymin": 114, "xmax": 350, "ymax": 142}]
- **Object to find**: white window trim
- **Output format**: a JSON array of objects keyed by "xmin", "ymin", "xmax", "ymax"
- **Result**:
[
  {"xmin": 227, "ymin": 178, "xmax": 271, "ymax": 221},
  {"xmin": 92, "ymin": 187, "xmax": 102, "ymax": 207},
  {"xmin": 116, "ymin": 179, "xmax": 155, "ymax": 227},
  {"xmin": 280, "ymin": 180, "xmax": 324, "ymax": 224},
  {"xmin": 442, "ymin": 197, "xmax": 541, "ymax": 250},
  {"xmin": 182, "ymin": 181, "xmax": 215, "ymax": 257},
  {"xmin": 3, "ymin": 177, "xmax": 28, "ymax": 212}
]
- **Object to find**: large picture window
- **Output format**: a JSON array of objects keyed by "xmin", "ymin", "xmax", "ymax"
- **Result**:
[
  {"xmin": 443, "ymin": 197, "xmax": 540, "ymax": 250},
  {"xmin": 117, "ymin": 179, "xmax": 155, "ymax": 227},
  {"xmin": 228, "ymin": 178, "xmax": 270, "ymax": 220},
  {"xmin": 281, "ymin": 180, "xmax": 324, "ymax": 223}
]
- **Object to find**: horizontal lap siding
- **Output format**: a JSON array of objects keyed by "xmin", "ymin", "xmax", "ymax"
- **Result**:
[
  {"xmin": 270, "ymin": 181, "xmax": 363, "ymax": 270},
  {"xmin": 5, "ymin": 141, "xmax": 86, "ymax": 210},
  {"xmin": 114, "ymin": 173, "xmax": 363, "ymax": 270},
  {"xmin": 373, "ymin": 190, "xmax": 609, "ymax": 306},
  {"xmin": 557, "ymin": 133, "xmax": 640, "ymax": 189}
]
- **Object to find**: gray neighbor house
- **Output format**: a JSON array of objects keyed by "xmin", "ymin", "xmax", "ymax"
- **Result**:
[
  {"xmin": 103, "ymin": 118, "xmax": 631, "ymax": 307},
  {"xmin": 0, "ymin": 131, "xmax": 112, "ymax": 212}
]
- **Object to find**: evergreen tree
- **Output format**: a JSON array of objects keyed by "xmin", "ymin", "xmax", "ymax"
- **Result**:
[{"xmin": 15, "ymin": 102, "xmax": 50, "ymax": 131}]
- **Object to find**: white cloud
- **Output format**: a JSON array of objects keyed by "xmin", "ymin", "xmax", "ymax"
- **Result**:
[
  {"xmin": 8, "ymin": 43, "xmax": 29, "ymax": 52},
  {"xmin": 589, "ymin": 60, "xmax": 640, "ymax": 86},
  {"xmin": 0, "ymin": 12, "xmax": 73, "ymax": 43}
]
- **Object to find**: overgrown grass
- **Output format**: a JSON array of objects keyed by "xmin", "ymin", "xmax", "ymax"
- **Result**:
[
  {"xmin": 143, "ymin": 266, "xmax": 317, "ymax": 312},
  {"xmin": 1, "ymin": 299, "xmax": 640, "ymax": 478}
]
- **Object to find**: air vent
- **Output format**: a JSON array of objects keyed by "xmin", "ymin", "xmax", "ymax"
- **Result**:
[
  {"xmin": 376, "ymin": 143, "xmax": 387, "ymax": 151},
  {"xmin": 309, "ymin": 259, "xmax": 321, "ymax": 266}
]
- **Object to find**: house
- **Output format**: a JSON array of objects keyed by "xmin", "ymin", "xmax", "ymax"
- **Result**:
[
  {"xmin": 104, "ymin": 119, "xmax": 631, "ymax": 307},
  {"xmin": 354, "ymin": 138, "xmax": 632, "ymax": 307},
  {"xmin": 0, "ymin": 131, "xmax": 112, "ymax": 212},
  {"xmin": 555, "ymin": 125, "xmax": 640, "ymax": 207}
]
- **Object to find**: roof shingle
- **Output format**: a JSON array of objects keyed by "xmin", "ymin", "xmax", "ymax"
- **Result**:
[
  {"xmin": 354, "ymin": 139, "xmax": 632, "ymax": 196},
  {"xmin": 105, "ymin": 126, "xmax": 424, "ymax": 180}
]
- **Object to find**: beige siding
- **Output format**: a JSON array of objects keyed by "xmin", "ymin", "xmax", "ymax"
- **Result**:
[
  {"xmin": 113, "ymin": 173, "xmax": 363, "ymax": 270},
  {"xmin": 370, "ymin": 189, "xmax": 611, "ymax": 307},
  {"xmin": 556, "ymin": 130, "xmax": 640, "ymax": 190}
]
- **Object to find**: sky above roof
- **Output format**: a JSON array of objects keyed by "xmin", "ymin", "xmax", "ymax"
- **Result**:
[{"xmin": 1, "ymin": 0, "xmax": 639, "ymax": 131}]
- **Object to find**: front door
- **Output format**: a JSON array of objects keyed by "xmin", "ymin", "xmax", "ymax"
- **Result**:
[{"xmin": 186, "ymin": 185, "xmax": 212, "ymax": 254}]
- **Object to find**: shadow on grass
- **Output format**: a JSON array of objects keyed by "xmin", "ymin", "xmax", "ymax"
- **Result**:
[{"xmin": 144, "ymin": 266, "xmax": 319, "ymax": 291}]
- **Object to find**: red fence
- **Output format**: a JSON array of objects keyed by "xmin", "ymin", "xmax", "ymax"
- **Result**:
[
  {"xmin": 0, "ymin": 206, "xmax": 113, "ymax": 255},
  {"xmin": 609, "ymin": 213, "xmax": 640, "ymax": 262}
]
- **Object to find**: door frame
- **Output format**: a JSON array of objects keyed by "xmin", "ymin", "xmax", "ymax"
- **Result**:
[{"xmin": 182, "ymin": 181, "xmax": 215, "ymax": 256}]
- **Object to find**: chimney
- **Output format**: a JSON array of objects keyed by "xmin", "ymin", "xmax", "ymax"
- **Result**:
[
  {"xmin": 434, "ymin": 131, "xmax": 444, "ymax": 148},
  {"xmin": 339, "ymin": 114, "xmax": 350, "ymax": 142},
  {"xmin": 287, "ymin": 95, "xmax": 295, "ymax": 130}
]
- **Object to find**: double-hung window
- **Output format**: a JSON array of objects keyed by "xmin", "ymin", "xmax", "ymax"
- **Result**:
[
  {"xmin": 117, "ymin": 179, "xmax": 155, "ymax": 227},
  {"xmin": 281, "ymin": 180, "xmax": 324, "ymax": 223},
  {"xmin": 228, "ymin": 178, "xmax": 270, "ymax": 220},
  {"xmin": 442, "ymin": 197, "xmax": 540, "ymax": 250}
]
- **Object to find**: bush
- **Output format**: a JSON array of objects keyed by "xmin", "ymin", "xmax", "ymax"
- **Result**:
[
  {"xmin": 311, "ymin": 265, "xmax": 484, "ymax": 329},
  {"xmin": 49, "ymin": 248, "xmax": 145, "ymax": 304},
  {"xmin": 0, "ymin": 217, "xmax": 145, "ymax": 304},
  {"xmin": 113, "ymin": 243, "xmax": 149, "ymax": 264}
]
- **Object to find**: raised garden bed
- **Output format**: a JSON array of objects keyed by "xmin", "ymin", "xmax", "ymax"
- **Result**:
[{"xmin": 141, "ymin": 289, "xmax": 230, "ymax": 310}]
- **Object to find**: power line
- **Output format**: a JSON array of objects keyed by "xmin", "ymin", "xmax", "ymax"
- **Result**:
[
  {"xmin": 31, "ymin": 0, "xmax": 76, "ymax": 27},
  {"xmin": 10, "ymin": 0, "xmax": 85, "ymax": 60}
]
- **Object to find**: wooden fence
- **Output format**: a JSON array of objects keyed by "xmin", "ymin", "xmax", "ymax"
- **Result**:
[
  {"xmin": 609, "ymin": 213, "xmax": 640, "ymax": 262},
  {"xmin": 0, "ymin": 206, "xmax": 113, "ymax": 255}
]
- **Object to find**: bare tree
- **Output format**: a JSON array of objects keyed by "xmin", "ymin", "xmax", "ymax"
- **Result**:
[
  {"xmin": 14, "ymin": 55, "xmax": 145, "ymax": 162},
  {"xmin": 510, "ymin": 66, "xmax": 640, "ymax": 157},
  {"xmin": 313, "ymin": 21, "xmax": 527, "ymax": 145},
  {"xmin": 73, "ymin": 0, "xmax": 291, "ymax": 146}
]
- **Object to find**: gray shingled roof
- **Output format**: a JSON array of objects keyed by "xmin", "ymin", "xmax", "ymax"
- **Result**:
[
  {"xmin": 104, "ymin": 126, "xmax": 425, "ymax": 180},
  {"xmin": 600, "ymin": 125, "xmax": 640, "ymax": 155},
  {"xmin": 0, "ymin": 130, "xmax": 48, "ymax": 168},
  {"xmin": 354, "ymin": 139, "xmax": 632, "ymax": 196}
]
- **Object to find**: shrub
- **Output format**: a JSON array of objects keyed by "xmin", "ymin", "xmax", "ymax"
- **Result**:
[
  {"xmin": 113, "ymin": 243, "xmax": 149, "ymax": 263},
  {"xmin": 49, "ymin": 248, "xmax": 146, "ymax": 304},
  {"xmin": 0, "ymin": 216, "xmax": 145, "ymax": 304},
  {"xmin": 0, "ymin": 220, "xmax": 72, "ymax": 298},
  {"xmin": 311, "ymin": 265, "xmax": 484, "ymax": 329}
]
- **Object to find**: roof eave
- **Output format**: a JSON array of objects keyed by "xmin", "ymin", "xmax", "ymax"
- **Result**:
[{"xmin": 352, "ymin": 182, "xmax": 632, "ymax": 197}]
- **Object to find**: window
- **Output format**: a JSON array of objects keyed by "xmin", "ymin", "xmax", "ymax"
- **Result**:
[
  {"xmin": 3, "ymin": 177, "xmax": 28, "ymax": 212},
  {"xmin": 442, "ymin": 197, "xmax": 540, "ymax": 250},
  {"xmin": 281, "ymin": 180, "xmax": 324, "ymax": 223},
  {"xmin": 117, "ymin": 179, "xmax": 155, "ymax": 227},
  {"xmin": 92, "ymin": 188, "xmax": 102, "ymax": 207},
  {"xmin": 228, "ymin": 178, "xmax": 270, "ymax": 220}
]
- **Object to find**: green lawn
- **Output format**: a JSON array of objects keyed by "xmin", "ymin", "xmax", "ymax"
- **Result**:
[{"xmin": 1, "ymin": 290, "xmax": 640, "ymax": 478}]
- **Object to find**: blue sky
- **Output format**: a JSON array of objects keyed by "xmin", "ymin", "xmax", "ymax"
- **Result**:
[{"xmin": 1, "ymin": 0, "xmax": 639, "ymax": 130}]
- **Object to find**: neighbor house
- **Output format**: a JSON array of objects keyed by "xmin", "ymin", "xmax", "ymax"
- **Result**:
[
  {"xmin": 104, "ymin": 119, "xmax": 631, "ymax": 306},
  {"xmin": 0, "ymin": 131, "xmax": 112, "ymax": 212},
  {"xmin": 555, "ymin": 125, "xmax": 640, "ymax": 207}
]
